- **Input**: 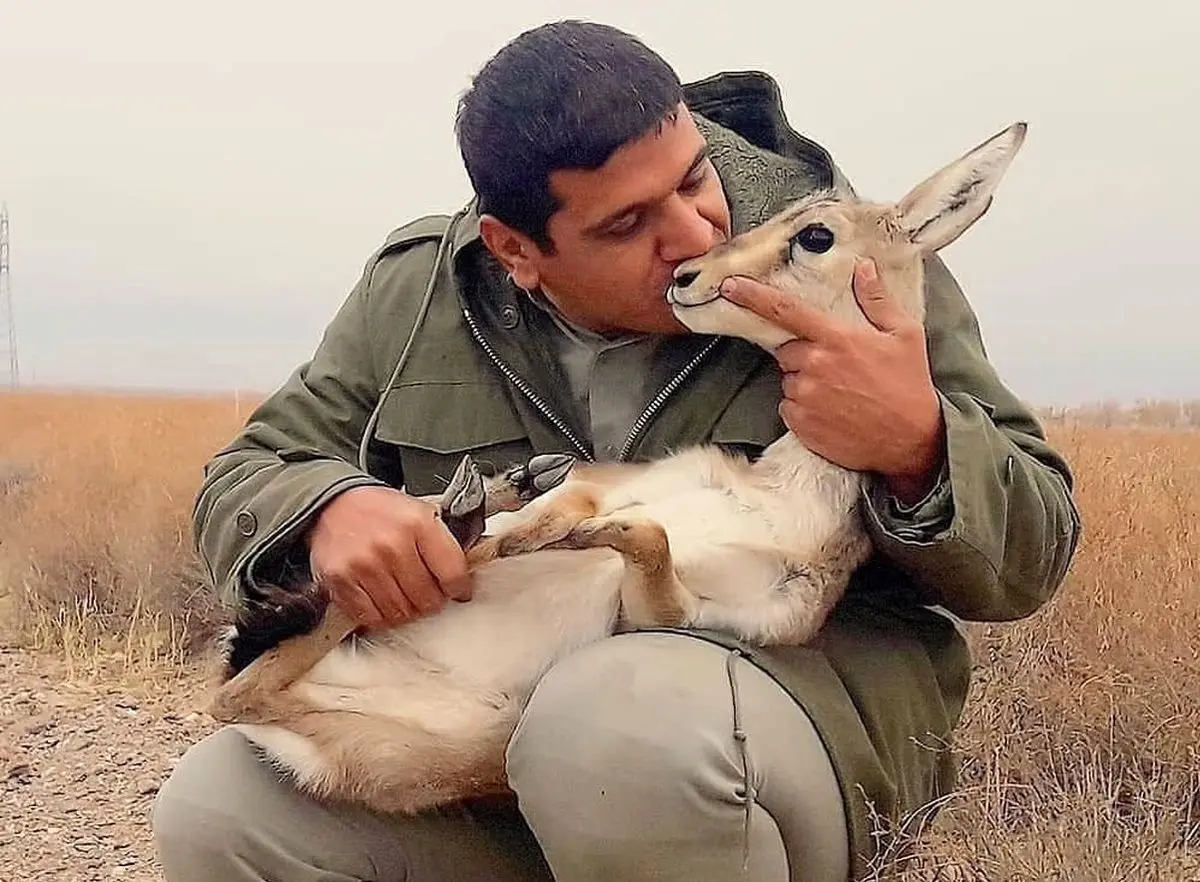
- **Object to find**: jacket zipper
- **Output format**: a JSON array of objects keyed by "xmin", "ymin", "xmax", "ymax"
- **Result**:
[
  {"xmin": 463, "ymin": 307, "xmax": 594, "ymax": 461},
  {"xmin": 463, "ymin": 306, "xmax": 721, "ymax": 464},
  {"xmin": 615, "ymin": 337, "xmax": 721, "ymax": 461}
]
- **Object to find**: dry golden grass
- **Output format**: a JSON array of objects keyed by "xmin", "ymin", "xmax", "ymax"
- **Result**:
[
  {"xmin": 1, "ymin": 390, "xmax": 1197, "ymax": 877},
  {"xmin": 0, "ymin": 389, "xmax": 251, "ymax": 679},
  {"xmin": 897, "ymin": 424, "xmax": 1200, "ymax": 880}
]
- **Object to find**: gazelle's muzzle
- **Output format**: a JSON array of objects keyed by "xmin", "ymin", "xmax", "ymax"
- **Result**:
[{"xmin": 667, "ymin": 264, "xmax": 722, "ymax": 308}]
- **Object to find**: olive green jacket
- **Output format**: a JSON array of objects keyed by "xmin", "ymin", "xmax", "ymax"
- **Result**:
[{"xmin": 191, "ymin": 71, "xmax": 1081, "ymax": 878}]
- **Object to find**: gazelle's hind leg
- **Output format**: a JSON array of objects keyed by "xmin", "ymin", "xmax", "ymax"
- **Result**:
[
  {"xmin": 272, "ymin": 695, "xmax": 520, "ymax": 816},
  {"xmin": 209, "ymin": 602, "xmax": 357, "ymax": 724},
  {"xmin": 548, "ymin": 516, "xmax": 698, "ymax": 628},
  {"xmin": 219, "ymin": 451, "xmax": 574, "ymax": 668}
]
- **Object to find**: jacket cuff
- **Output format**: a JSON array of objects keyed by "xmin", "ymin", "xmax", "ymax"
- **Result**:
[
  {"xmin": 202, "ymin": 459, "xmax": 388, "ymax": 607},
  {"xmin": 863, "ymin": 460, "xmax": 954, "ymax": 543}
]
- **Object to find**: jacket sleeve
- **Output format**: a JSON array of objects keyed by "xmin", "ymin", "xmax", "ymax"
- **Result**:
[
  {"xmin": 190, "ymin": 235, "xmax": 440, "ymax": 610},
  {"xmin": 860, "ymin": 254, "xmax": 1082, "ymax": 622}
]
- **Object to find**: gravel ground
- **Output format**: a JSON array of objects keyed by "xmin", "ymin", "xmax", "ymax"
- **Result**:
[{"xmin": 0, "ymin": 647, "xmax": 217, "ymax": 882}]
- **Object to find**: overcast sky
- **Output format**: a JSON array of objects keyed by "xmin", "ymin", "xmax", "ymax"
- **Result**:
[{"xmin": 1, "ymin": 0, "xmax": 1196, "ymax": 407}]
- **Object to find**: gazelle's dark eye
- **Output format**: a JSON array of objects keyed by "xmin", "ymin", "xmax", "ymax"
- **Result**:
[{"xmin": 792, "ymin": 224, "xmax": 835, "ymax": 254}]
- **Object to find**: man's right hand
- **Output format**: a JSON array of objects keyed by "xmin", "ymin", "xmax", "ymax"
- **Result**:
[{"xmin": 306, "ymin": 486, "xmax": 472, "ymax": 629}]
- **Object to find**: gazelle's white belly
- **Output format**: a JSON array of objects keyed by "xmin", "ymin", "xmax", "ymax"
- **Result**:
[
  {"xmin": 595, "ymin": 445, "xmax": 864, "ymax": 608},
  {"xmin": 303, "ymin": 548, "xmax": 623, "ymax": 705}
]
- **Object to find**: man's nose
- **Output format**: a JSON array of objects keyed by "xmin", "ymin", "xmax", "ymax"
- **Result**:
[{"xmin": 658, "ymin": 196, "xmax": 715, "ymax": 262}]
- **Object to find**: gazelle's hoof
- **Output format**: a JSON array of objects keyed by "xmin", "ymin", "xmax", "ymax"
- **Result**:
[
  {"xmin": 440, "ymin": 455, "xmax": 487, "ymax": 548},
  {"xmin": 504, "ymin": 453, "xmax": 576, "ymax": 502},
  {"xmin": 527, "ymin": 454, "xmax": 576, "ymax": 493}
]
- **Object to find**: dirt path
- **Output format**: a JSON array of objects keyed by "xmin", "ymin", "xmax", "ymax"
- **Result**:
[{"xmin": 0, "ymin": 647, "xmax": 217, "ymax": 882}]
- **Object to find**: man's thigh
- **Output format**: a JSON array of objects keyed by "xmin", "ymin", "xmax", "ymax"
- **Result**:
[
  {"xmin": 152, "ymin": 726, "xmax": 551, "ymax": 882},
  {"xmin": 506, "ymin": 631, "xmax": 850, "ymax": 882}
]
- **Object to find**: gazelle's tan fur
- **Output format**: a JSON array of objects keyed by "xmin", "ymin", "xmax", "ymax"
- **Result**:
[{"xmin": 209, "ymin": 122, "xmax": 1028, "ymax": 815}]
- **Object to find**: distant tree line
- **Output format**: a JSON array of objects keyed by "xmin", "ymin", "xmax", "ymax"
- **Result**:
[{"xmin": 1037, "ymin": 399, "xmax": 1200, "ymax": 429}]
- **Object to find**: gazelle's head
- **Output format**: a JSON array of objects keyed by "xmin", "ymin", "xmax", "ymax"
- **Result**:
[{"xmin": 667, "ymin": 122, "xmax": 1028, "ymax": 349}]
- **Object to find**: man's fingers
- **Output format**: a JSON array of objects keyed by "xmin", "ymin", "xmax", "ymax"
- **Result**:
[
  {"xmin": 719, "ymin": 276, "xmax": 837, "ymax": 343},
  {"xmin": 774, "ymin": 339, "xmax": 824, "ymax": 374},
  {"xmin": 391, "ymin": 540, "xmax": 448, "ymax": 615},
  {"xmin": 852, "ymin": 258, "xmax": 906, "ymax": 332},
  {"xmin": 329, "ymin": 576, "xmax": 385, "ymax": 629},
  {"xmin": 781, "ymin": 370, "xmax": 819, "ymax": 403},
  {"xmin": 418, "ymin": 520, "xmax": 474, "ymax": 603},
  {"xmin": 362, "ymin": 568, "xmax": 416, "ymax": 624}
]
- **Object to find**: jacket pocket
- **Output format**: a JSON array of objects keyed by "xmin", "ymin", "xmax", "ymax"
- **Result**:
[{"xmin": 372, "ymin": 381, "xmax": 535, "ymax": 497}]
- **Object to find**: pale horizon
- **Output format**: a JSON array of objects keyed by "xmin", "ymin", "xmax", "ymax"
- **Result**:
[{"xmin": 1, "ymin": 1, "xmax": 1197, "ymax": 408}]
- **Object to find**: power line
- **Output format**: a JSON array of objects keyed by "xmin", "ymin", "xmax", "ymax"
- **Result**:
[{"xmin": 0, "ymin": 204, "xmax": 18, "ymax": 387}]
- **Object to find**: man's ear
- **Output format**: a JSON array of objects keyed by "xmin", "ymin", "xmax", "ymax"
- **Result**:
[{"xmin": 479, "ymin": 215, "xmax": 543, "ymax": 291}]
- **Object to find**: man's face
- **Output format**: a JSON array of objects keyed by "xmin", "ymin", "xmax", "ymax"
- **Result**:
[{"xmin": 483, "ymin": 105, "xmax": 732, "ymax": 336}]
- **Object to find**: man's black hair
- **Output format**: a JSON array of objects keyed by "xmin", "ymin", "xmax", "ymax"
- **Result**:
[{"xmin": 455, "ymin": 20, "xmax": 684, "ymax": 251}]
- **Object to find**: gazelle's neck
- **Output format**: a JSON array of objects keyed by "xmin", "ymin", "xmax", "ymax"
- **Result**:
[{"xmin": 754, "ymin": 431, "xmax": 864, "ymax": 497}]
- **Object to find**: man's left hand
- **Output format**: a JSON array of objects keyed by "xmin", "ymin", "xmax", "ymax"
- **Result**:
[{"xmin": 719, "ymin": 258, "xmax": 945, "ymax": 505}]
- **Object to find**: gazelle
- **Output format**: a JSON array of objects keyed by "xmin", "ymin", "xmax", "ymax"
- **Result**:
[{"xmin": 209, "ymin": 121, "xmax": 1028, "ymax": 815}]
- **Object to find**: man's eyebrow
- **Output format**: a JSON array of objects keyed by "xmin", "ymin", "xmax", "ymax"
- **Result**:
[{"xmin": 583, "ymin": 144, "xmax": 712, "ymax": 236}]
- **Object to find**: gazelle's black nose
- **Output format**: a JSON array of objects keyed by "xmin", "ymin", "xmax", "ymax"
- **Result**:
[{"xmin": 674, "ymin": 269, "xmax": 700, "ymax": 288}]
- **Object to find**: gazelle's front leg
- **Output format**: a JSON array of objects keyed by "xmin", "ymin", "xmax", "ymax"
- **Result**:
[
  {"xmin": 420, "ymin": 453, "xmax": 577, "ymax": 550},
  {"xmin": 548, "ymin": 516, "xmax": 699, "ymax": 628},
  {"xmin": 466, "ymin": 483, "xmax": 604, "ymax": 567},
  {"xmin": 209, "ymin": 453, "xmax": 575, "ymax": 724},
  {"xmin": 483, "ymin": 454, "xmax": 578, "ymax": 513}
]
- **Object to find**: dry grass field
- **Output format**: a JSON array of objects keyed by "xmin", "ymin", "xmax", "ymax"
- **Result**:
[
  {"xmin": 1, "ymin": 389, "xmax": 1198, "ymax": 880},
  {"xmin": 0, "ymin": 391, "xmax": 241, "ymax": 673}
]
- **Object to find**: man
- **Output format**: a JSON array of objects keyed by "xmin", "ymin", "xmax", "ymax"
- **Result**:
[{"xmin": 153, "ymin": 20, "xmax": 1080, "ymax": 882}]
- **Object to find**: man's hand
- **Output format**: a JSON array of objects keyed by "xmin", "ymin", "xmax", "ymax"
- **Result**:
[
  {"xmin": 720, "ymin": 258, "xmax": 946, "ymax": 504},
  {"xmin": 306, "ymin": 486, "xmax": 472, "ymax": 629}
]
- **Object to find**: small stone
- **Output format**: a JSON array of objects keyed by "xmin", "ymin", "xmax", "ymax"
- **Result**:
[{"xmin": 137, "ymin": 777, "xmax": 160, "ymax": 795}]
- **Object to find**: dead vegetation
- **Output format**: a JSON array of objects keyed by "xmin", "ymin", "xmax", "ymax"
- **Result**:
[
  {"xmin": 1, "ymin": 389, "xmax": 1197, "ymax": 878},
  {"xmin": 886, "ymin": 422, "xmax": 1200, "ymax": 880},
  {"xmin": 0, "ymin": 390, "xmax": 242, "ymax": 677}
]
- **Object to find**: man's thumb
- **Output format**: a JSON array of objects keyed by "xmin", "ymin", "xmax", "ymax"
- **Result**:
[{"xmin": 853, "ymin": 258, "xmax": 903, "ymax": 332}]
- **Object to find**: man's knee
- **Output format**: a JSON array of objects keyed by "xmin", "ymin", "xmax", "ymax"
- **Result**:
[
  {"xmin": 153, "ymin": 726, "xmax": 382, "ymax": 882},
  {"xmin": 152, "ymin": 728, "xmax": 263, "ymax": 873},
  {"xmin": 505, "ymin": 633, "xmax": 805, "ymax": 880}
]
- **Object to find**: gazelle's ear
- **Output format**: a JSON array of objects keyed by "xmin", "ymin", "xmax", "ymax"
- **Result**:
[{"xmin": 896, "ymin": 122, "xmax": 1027, "ymax": 252}]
